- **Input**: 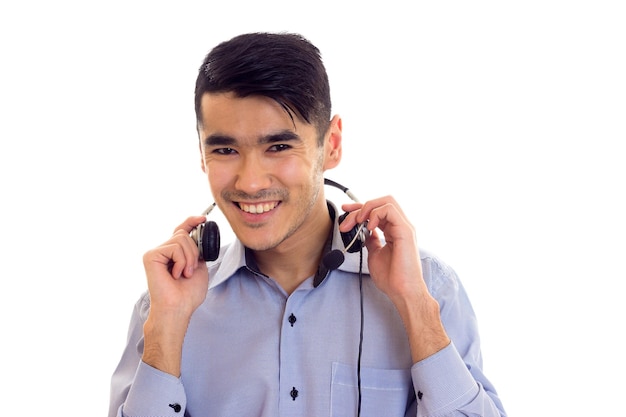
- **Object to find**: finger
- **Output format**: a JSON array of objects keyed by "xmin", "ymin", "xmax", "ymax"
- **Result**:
[
  {"xmin": 144, "ymin": 243, "xmax": 187, "ymax": 279},
  {"xmin": 154, "ymin": 232, "xmax": 201, "ymax": 278},
  {"xmin": 365, "ymin": 228, "xmax": 383, "ymax": 252},
  {"xmin": 341, "ymin": 202, "xmax": 363, "ymax": 213},
  {"xmin": 364, "ymin": 203, "xmax": 393, "ymax": 232},
  {"xmin": 358, "ymin": 196, "xmax": 408, "ymax": 222},
  {"xmin": 174, "ymin": 231, "xmax": 203, "ymax": 276},
  {"xmin": 172, "ymin": 237, "xmax": 203, "ymax": 279},
  {"xmin": 172, "ymin": 215, "xmax": 208, "ymax": 234},
  {"xmin": 171, "ymin": 216, "xmax": 207, "ymax": 273},
  {"xmin": 340, "ymin": 201, "xmax": 390, "ymax": 233},
  {"xmin": 338, "ymin": 203, "xmax": 363, "ymax": 232},
  {"xmin": 168, "ymin": 244, "xmax": 188, "ymax": 279}
]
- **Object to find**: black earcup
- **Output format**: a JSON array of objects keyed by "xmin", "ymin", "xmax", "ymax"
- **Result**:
[
  {"xmin": 200, "ymin": 220, "xmax": 220, "ymax": 261},
  {"xmin": 338, "ymin": 212, "xmax": 363, "ymax": 253}
]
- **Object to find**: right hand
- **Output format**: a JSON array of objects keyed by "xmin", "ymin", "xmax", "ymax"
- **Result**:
[
  {"xmin": 141, "ymin": 215, "xmax": 209, "ymax": 376},
  {"xmin": 142, "ymin": 215, "xmax": 209, "ymax": 319}
]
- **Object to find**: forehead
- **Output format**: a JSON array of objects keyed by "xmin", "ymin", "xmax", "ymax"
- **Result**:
[{"xmin": 198, "ymin": 92, "xmax": 315, "ymax": 141}]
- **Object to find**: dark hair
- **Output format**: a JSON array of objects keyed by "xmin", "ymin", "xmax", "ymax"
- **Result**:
[{"xmin": 194, "ymin": 32, "xmax": 332, "ymax": 144}]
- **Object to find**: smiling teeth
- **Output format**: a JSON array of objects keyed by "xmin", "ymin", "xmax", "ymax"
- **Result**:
[{"xmin": 240, "ymin": 202, "xmax": 278, "ymax": 214}]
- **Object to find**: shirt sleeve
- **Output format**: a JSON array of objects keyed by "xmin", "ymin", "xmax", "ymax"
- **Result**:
[
  {"xmin": 108, "ymin": 293, "xmax": 188, "ymax": 417},
  {"xmin": 411, "ymin": 254, "xmax": 507, "ymax": 417},
  {"xmin": 122, "ymin": 362, "xmax": 187, "ymax": 417}
]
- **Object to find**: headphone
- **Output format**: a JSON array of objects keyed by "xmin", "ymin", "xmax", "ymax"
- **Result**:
[{"xmin": 190, "ymin": 178, "xmax": 370, "ymax": 268}]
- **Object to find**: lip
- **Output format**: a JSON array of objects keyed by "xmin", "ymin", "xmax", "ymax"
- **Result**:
[{"xmin": 234, "ymin": 201, "xmax": 281, "ymax": 222}]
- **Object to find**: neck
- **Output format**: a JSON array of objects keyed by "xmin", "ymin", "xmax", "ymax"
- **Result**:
[{"xmin": 253, "ymin": 200, "xmax": 332, "ymax": 294}]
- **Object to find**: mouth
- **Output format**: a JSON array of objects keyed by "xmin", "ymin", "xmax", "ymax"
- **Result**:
[{"xmin": 237, "ymin": 201, "xmax": 280, "ymax": 214}]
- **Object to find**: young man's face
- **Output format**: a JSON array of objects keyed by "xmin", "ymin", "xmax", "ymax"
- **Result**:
[{"xmin": 198, "ymin": 92, "xmax": 341, "ymax": 253}]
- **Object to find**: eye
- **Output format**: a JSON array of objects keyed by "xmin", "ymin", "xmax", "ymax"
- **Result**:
[
  {"xmin": 213, "ymin": 147, "xmax": 237, "ymax": 155},
  {"xmin": 268, "ymin": 143, "xmax": 291, "ymax": 152}
]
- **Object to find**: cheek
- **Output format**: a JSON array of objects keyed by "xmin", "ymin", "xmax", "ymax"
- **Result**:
[
  {"xmin": 278, "ymin": 161, "xmax": 302, "ymax": 179},
  {"xmin": 278, "ymin": 150, "xmax": 324, "ymax": 182},
  {"xmin": 275, "ymin": 159, "xmax": 318, "ymax": 187},
  {"xmin": 206, "ymin": 163, "xmax": 230, "ymax": 197}
]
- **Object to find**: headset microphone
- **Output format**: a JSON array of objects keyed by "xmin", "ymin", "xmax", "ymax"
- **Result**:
[{"xmin": 323, "ymin": 221, "xmax": 369, "ymax": 270}]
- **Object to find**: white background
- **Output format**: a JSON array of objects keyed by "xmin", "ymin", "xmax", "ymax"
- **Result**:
[{"xmin": 1, "ymin": 1, "xmax": 624, "ymax": 416}]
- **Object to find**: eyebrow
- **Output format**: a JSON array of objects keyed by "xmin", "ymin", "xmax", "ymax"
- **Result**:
[{"xmin": 203, "ymin": 130, "xmax": 301, "ymax": 147}]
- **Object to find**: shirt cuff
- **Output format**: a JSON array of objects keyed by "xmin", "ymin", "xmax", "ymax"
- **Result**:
[
  {"xmin": 123, "ymin": 361, "xmax": 187, "ymax": 417},
  {"xmin": 411, "ymin": 342, "xmax": 479, "ymax": 416}
]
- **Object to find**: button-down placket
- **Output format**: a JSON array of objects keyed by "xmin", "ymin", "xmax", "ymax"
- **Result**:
[{"xmin": 278, "ymin": 286, "xmax": 313, "ymax": 416}]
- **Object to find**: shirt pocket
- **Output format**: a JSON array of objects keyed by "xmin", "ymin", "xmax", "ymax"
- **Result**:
[{"xmin": 330, "ymin": 362, "xmax": 412, "ymax": 417}]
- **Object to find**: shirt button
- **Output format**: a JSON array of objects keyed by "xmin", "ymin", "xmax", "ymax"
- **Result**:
[
  {"xmin": 168, "ymin": 403, "xmax": 182, "ymax": 412},
  {"xmin": 288, "ymin": 313, "xmax": 297, "ymax": 327},
  {"xmin": 290, "ymin": 387, "xmax": 299, "ymax": 400}
]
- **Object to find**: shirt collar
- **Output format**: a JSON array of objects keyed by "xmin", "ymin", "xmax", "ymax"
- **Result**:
[{"xmin": 207, "ymin": 200, "xmax": 369, "ymax": 290}]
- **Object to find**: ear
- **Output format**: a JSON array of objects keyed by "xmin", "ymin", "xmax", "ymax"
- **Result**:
[{"xmin": 323, "ymin": 115, "xmax": 343, "ymax": 170}]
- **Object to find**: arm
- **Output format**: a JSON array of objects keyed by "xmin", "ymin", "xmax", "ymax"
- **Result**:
[
  {"xmin": 340, "ymin": 197, "xmax": 506, "ymax": 417},
  {"xmin": 108, "ymin": 215, "xmax": 209, "ymax": 417},
  {"xmin": 141, "ymin": 215, "xmax": 209, "ymax": 376},
  {"xmin": 340, "ymin": 197, "xmax": 449, "ymax": 361},
  {"xmin": 409, "ymin": 254, "xmax": 507, "ymax": 416},
  {"xmin": 108, "ymin": 296, "xmax": 189, "ymax": 417}
]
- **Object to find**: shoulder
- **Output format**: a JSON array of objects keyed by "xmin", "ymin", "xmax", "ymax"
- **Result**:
[{"xmin": 419, "ymin": 248, "xmax": 461, "ymax": 297}]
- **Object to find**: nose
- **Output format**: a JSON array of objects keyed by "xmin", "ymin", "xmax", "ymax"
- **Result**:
[{"xmin": 234, "ymin": 152, "xmax": 271, "ymax": 196}]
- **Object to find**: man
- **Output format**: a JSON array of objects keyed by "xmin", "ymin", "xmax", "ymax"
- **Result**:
[{"xmin": 109, "ymin": 32, "xmax": 506, "ymax": 417}]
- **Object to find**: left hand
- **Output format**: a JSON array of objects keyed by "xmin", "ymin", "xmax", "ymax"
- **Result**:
[
  {"xmin": 340, "ymin": 196, "xmax": 423, "ymax": 303},
  {"xmin": 340, "ymin": 196, "xmax": 451, "ymax": 361}
]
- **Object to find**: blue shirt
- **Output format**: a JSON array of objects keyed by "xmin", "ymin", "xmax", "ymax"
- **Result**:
[{"xmin": 109, "ymin": 204, "xmax": 506, "ymax": 417}]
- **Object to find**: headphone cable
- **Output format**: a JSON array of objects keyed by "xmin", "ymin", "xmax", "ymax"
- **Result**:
[{"xmin": 357, "ymin": 247, "xmax": 364, "ymax": 416}]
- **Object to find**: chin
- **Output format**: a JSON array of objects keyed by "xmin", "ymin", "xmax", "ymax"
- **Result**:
[{"xmin": 238, "ymin": 231, "xmax": 282, "ymax": 252}]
